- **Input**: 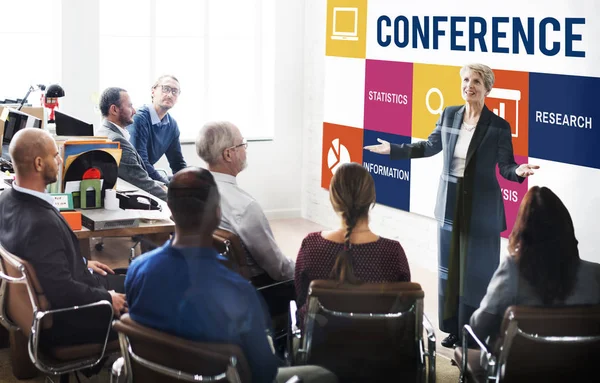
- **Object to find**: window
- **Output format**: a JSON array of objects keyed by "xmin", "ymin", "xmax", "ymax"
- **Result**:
[
  {"xmin": 0, "ymin": 0, "xmax": 62, "ymax": 104},
  {"xmin": 99, "ymin": 0, "xmax": 275, "ymax": 141}
]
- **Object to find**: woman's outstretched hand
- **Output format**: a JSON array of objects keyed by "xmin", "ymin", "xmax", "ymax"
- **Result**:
[
  {"xmin": 516, "ymin": 163, "xmax": 540, "ymax": 178},
  {"xmin": 364, "ymin": 138, "xmax": 391, "ymax": 155}
]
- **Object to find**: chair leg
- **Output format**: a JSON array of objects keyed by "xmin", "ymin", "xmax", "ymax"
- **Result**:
[
  {"xmin": 9, "ymin": 329, "xmax": 38, "ymax": 379},
  {"xmin": 59, "ymin": 374, "xmax": 69, "ymax": 383}
]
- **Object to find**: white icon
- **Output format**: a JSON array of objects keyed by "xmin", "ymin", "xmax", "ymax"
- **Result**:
[
  {"xmin": 331, "ymin": 7, "xmax": 359, "ymax": 41},
  {"xmin": 327, "ymin": 138, "xmax": 351, "ymax": 174},
  {"xmin": 487, "ymin": 88, "xmax": 521, "ymax": 138},
  {"xmin": 425, "ymin": 88, "xmax": 444, "ymax": 115}
]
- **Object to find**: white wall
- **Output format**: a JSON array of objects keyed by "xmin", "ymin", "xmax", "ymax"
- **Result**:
[
  {"xmin": 154, "ymin": 1, "xmax": 306, "ymax": 219},
  {"xmin": 59, "ymin": 0, "xmax": 305, "ymax": 218}
]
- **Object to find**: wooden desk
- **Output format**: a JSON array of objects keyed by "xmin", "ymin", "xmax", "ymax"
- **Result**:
[
  {"xmin": 74, "ymin": 178, "xmax": 174, "ymax": 257},
  {"xmin": 74, "ymin": 220, "xmax": 174, "ymax": 239}
]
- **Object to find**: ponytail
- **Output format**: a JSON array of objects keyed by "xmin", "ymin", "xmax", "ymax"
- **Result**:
[{"xmin": 330, "ymin": 214, "xmax": 359, "ymax": 284}]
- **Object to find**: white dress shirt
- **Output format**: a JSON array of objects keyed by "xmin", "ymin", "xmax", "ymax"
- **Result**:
[
  {"xmin": 108, "ymin": 121, "xmax": 131, "ymax": 141},
  {"xmin": 450, "ymin": 121, "xmax": 476, "ymax": 177},
  {"xmin": 12, "ymin": 182, "xmax": 58, "ymax": 210},
  {"xmin": 211, "ymin": 171, "xmax": 295, "ymax": 281}
]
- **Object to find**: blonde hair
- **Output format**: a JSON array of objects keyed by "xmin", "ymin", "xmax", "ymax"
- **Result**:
[{"xmin": 459, "ymin": 63, "xmax": 495, "ymax": 91}]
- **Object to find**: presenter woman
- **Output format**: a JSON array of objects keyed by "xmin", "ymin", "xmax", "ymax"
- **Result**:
[{"xmin": 364, "ymin": 63, "xmax": 538, "ymax": 348}]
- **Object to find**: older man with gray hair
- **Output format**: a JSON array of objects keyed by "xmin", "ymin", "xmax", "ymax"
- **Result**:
[{"xmin": 196, "ymin": 121, "xmax": 294, "ymax": 282}]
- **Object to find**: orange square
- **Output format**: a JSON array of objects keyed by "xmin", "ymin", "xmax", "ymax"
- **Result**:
[
  {"xmin": 486, "ymin": 70, "xmax": 529, "ymax": 157},
  {"xmin": 321, "ymin": 122, "xmax": 364, "ymax": 189}
]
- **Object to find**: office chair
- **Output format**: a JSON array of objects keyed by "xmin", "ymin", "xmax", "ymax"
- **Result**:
[
  {"xmin": 453, "ymin": 305, "xmax": 600, "ymax": 382},
  {"xmin": 0, "ymin": 243, "xmax": 118, "ymax": 382}
]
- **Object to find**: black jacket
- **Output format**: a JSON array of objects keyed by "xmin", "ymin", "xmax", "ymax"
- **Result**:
[{"xmin": 0, "ymin": 188, "xmax": 111, "ymax": 308}]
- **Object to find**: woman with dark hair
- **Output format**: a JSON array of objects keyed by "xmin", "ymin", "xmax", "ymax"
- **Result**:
[
  {"xmin": 294, "ymin": 162, "xmax": 411, "ymax": 325},
  {"xmin": 470, "ymin": 186, "xmax": 600, "ymax": 344}
]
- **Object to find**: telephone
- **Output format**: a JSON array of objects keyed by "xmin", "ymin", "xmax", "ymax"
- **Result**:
[{"xmin": 116, "ymin": 192, "xmax": 162, "ymax": 211}]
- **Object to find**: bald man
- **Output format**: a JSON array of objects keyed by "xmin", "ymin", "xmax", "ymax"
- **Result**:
[
  {"xmin": 0, "ymin": 128, "xmax": 127, "ymax": 347},
  {"xmin": 125, "ymin": 168, "xmax": 336, "ymax": 383}
]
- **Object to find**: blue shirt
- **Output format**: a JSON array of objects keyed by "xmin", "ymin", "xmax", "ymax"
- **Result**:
[
  {"xmin": 127, "ymin": 105, "xmax": 187, "ymax": 184},
  {"xmin": 125, "ymin": 241, "xmax": 279, "ymax": 383}
]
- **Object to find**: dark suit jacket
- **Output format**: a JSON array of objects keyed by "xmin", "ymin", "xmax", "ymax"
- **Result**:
[
  {"xmin": 0, "ymin": 188, "xmax": 115, "ymax": 345},
  {"xmin": 97, "ymin": 119, "xmax": 167, "ymax": 201},
  {"xmin": 0, "ymin": 189, "xmax": 111, "ymax": 308},
  {"xmin": 390, "ymin": 105, "xmax": 524, "ymax": 236}
]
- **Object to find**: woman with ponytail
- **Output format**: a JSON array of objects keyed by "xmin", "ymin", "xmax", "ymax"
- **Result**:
[{"xmin": 294, "ymin": 163, "xmax": 411, "ymax": 326}]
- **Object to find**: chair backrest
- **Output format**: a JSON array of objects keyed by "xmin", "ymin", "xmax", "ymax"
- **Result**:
[
  {"xmin": 0, "ymin": 243, "xmax": 52, "ymax": 335},
  {"xmin": 496, "ymin": 305, "xmax": 600, "ymax": 382},
  {"xmin": 301, "ymin": 280, "xmax": 425, "ymax": 382},
  {"xmin": 212, "ymin": 228, "xmax": 252, "ymax": 280},
  {"xmin": 113, "ymin": 314, "xmax": 252, "ymax": 383}
]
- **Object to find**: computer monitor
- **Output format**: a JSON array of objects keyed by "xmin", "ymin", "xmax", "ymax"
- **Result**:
[
  {"xmin": 55, "ymin": 109, "xmax": 94, "ymax": 136},
  {"xmin": 1, "ymin": 108, "xmax": 42, "ymax": 146}
]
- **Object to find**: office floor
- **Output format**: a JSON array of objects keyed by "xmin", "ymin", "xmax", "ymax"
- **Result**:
[{"xmin": 0, "ymin": 218, "xmax": 460, "ymax": 382}]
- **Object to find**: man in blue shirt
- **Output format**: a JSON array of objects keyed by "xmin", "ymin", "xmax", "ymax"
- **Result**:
[
  {"xmin": 127, "ymin": 75, "xmax": 187, "ymax": 184},
  {"xmin": 125, "ymin": 168, "xmax": 336, "ymax": 383}
]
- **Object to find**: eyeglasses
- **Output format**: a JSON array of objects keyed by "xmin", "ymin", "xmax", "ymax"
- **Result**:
[
  {"xmin": 158, "ymin": 85, "xmax": 181, "ymax": 96},
  {"xmin": 226, "ymin": 138, "xmax": 248, "ymax": 151}
]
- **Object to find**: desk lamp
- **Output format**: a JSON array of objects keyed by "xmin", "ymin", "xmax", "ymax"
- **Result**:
[{"xmin": 43, "ymin": 84, "xmax": 65, "ymax": 122}]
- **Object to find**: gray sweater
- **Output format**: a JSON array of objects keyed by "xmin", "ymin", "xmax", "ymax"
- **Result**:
[{"xmin": 470, "ymin": 255, "xmax": 600, "ymax": 343}]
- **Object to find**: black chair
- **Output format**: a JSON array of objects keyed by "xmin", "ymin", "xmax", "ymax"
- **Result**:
[
  {"xmin": 289, "ymin": 280, "xmax": 435, "ymax": 383},
  {"xmin": 453, "ymin": 305, "xmax": 600, "ymax": 382}
]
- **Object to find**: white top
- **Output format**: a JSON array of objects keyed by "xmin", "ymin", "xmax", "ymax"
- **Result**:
[
  {"xmin": 450, "ymin": 121, "xmax": 477, "ymax": 177},
  {"xmin": 211, "ymin": 171, "xmax": 295, "ymax": 280}
]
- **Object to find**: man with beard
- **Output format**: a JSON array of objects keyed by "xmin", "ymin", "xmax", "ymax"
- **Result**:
[
  {"xmin": 127, "ymin": 75, "xmax": 186, "ymax": 184},
  {"xmin": 195, "ymin": 121, "xmax": 295, "ymax": 282},
  {"xmin": 98, "ymin": 87, "xmax": 167, "ymax": 200},
  {"xmin": 0, "ymin": 128, "xmax": 127, "ymax": 347}
]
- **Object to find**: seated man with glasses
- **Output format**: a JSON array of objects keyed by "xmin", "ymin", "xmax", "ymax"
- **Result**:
[
  {"xmin": 196, "ymin": 121, "xmax": 295, "ymax": 283},
  {"xmin": 127, "ymin": 75, "xmax": 187, "ymax": 184}
]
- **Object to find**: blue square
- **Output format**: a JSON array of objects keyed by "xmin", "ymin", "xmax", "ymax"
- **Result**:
[
  {"xmin": 529, "ymin": 73, "xmax": 600, "ymax": 170},
  {"xmin": 363, "ymin": 130, "xmax": 411, "ymax": 211}
]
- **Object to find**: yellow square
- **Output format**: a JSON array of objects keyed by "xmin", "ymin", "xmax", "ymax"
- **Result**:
[
  {"xmin": 411, "ymin": 63, "xmax": 463, "ymax": 139},
  {"xmin": 326, "ymin": 0, "xmax": 367, "ymax": 59}
]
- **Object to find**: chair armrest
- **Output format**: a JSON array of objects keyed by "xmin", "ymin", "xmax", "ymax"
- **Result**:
[
  {"xmin": 287, "ymin": 300, "xmax": 301, "ymax": 366},
  {"xmin": 30, "ymin": 300, "xmax": 114, "ymax": 373},
  {"xmin": 289, "ymin": 300, "xmax": 300, "ymax": 337},
  {"xmin": 460, "ymin": 324, "xmax": 495, "ymax": 381},
  {"xmin": 111, "ymin": 356, "xmax": 125, "ymax": 382},
  {"xmin": 422, "ymin": 314, "xmax": 436, "ymax": 383},
  {"xmin": 156, "ymin": 168, "xmax": 170, "ymax": 181}
]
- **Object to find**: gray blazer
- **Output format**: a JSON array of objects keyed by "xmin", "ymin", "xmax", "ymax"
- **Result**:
[
  {"xmin": 391, "ymin": 105, "xmax": 524, "ymax": 236},
  {"xmin": 470, "ymin": 255, "xmax": 600, "ymax": 343},
  {"xmin": 97, "ymin": 119, "xmax": 167, "ymax": 201}
]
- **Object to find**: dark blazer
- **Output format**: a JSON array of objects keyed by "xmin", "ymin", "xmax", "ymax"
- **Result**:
[
  {"xmin": 97, "ymin": 119, "xmax": 167, "ymax": 201},
  {"xmin": 0, "ymin": 188, "xmax": 111, "ymax": 309},
  {"xmin": 390, "ymin": 105, "xmax": 524, "ymax": 236}
]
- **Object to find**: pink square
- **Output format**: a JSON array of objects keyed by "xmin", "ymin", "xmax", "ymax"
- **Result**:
[
  {"xmin": 497, "ymin": 155, "xmax": 529, "ymax": 239},
  {"xmin": 363, "ymin": 60, "xmax": 413, "ymax": 136}
]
